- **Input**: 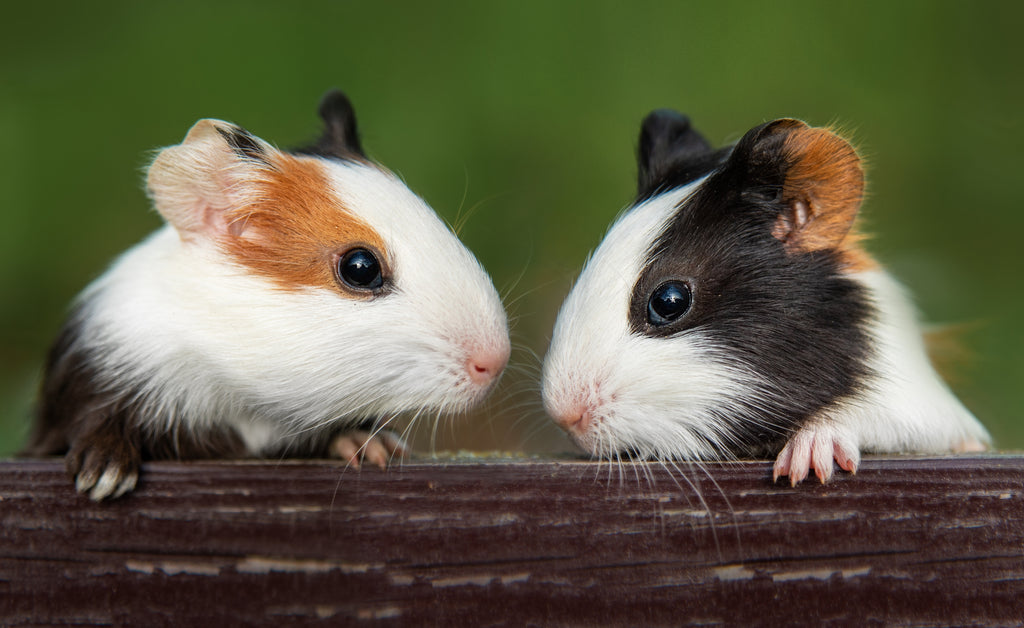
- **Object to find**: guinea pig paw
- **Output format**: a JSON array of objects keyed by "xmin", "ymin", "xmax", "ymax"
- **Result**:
[
  {"xmin": 952, "ymin": 439, "xmax": 988, "ymax": 453},
  {"xmin": 331, "ymin": 430, "xmax": 409, "ymax": 470},
  {"xmin": 773, "ymin": 426, "xmax": 859, "ymax": 487},
  {"xmin": 67, "ymin": 439, "xmax": 141, "ymax": 501}
]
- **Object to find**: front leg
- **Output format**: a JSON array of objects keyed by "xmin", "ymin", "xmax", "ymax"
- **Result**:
[
  {"xmin": 330, "ymin": 427, "xmax": 409, "ymax": 469},
  {"xmin": 65, "ymin": 409, "xmax": 142, "ymax": 501},
  {"xmin": 773, "ymin": 421, "xmax": 859, "ymax": 486}
]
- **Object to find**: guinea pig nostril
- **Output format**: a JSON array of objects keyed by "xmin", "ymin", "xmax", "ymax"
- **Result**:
[
  {"xmin": 553, "ymin": 407, "xmax": 593, "ymax": 433},
  {"xmin": 465, "ymin": 349, "xmax": 509, "ymax": 386},
  {"xmin": 468, "ymin": 362, "xmax": 491, "ymax": 383}
]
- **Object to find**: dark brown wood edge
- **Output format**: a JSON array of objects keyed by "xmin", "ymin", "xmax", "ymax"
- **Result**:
[{"xmin": 2, "ymin": 455, "xmax": 1023, "ymax": 626}]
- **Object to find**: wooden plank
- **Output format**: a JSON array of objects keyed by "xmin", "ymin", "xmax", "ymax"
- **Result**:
[{"xmin": 1, "ymin": 456, "xmax": 1023, "ymax": 625}]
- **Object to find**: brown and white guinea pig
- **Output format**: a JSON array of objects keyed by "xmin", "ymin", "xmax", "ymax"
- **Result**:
[
  {"xmin": 25, "ymin": 90, "xmax": 510, "ymax": 500},
  {"xmin": 541, "ymin": 110, "xmax": 989, "ymax": 485}
]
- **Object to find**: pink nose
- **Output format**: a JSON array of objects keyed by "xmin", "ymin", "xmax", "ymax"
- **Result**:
[
  {"xmin": 552, "ymin": 406, "xmax": 592, "ymax": 434},
  {"xmin": 465, "ymin": 348, "xmax": 509, "ymax": 386}
]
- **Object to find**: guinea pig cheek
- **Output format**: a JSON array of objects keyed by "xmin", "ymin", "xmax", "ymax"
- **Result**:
[{"xmin": 592, "ymin": 333, "xmax": 751, "ymax": 460}]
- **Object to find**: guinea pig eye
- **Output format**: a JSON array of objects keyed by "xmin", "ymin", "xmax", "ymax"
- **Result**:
[
  {"xmin": 337, "ymin": 248, "xmax": 383, "ymax": 291},
  {"xmin": 647, "ymin": 281, "xmax": 692, "ymax": 326}
]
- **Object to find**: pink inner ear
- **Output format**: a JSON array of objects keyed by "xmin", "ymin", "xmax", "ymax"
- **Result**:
[
  {"xmin": 200, "ymin": 200, "xmax": 254, "ymax": 240},
  {"xmin": 772, "ymin": 197, "xmax": 813, "ymax": 244},
  {"xmin": 226, "ymin": 215, "xmax": 249, "ymax": 238},
  {"xmin": 193, "ymin": 162, "xmax": 254, "ymax": 240},
  {"xmin": 201, "ymin": 201, "xmax": 230, "ymax": 237},
  {"xmin": 791, "ymin": 199, "xmax": 811, "ymax": 229}
]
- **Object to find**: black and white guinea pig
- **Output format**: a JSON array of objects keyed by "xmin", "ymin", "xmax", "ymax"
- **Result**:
[
  {"xmin": 541, "ymin": 110, "xmax": 989, "ymax": 485},
  {"xmin": 25, "ymin": 90, "xmax": 510, "ymax": 500}
]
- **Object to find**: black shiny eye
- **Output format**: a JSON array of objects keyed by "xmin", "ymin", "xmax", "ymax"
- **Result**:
[
  {"xmin": 338, "ymin": 248, "xmax": 383, "ymax": 290},
  {"xmin": 647, "ymin": 281, "xmax": 692, "ymax": 326}
]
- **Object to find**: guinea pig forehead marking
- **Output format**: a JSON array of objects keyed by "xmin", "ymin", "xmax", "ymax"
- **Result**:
[{"xmin": 221, "ymin": 152, "xmax": 389, "ymax": 294}]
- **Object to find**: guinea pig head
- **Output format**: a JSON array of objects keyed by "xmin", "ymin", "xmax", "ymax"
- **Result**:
[
  {"xmin": 542, "ymin": 114, "xmax": 874, "ymax": 461},
  {"xmin": 145, "ymin": 92, "xmax": 510, "ymax": 426}
]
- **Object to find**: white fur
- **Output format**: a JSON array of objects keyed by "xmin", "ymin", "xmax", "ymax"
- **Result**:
[
  {"xmin": 72, "ymin": 143, "xmax": 509, "ymax": 455},
  {"xmin": 542, "ymin": 183, "xmax": 989, "ymax": 462},
  {"xmin": 822, "ymin": 269, "xmax": 989, "ymax": 453}
]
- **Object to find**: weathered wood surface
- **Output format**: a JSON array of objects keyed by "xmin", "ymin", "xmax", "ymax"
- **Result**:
[{"xmin": 2, "ymin": 456, "xmax": 1023, "ymax": 626}]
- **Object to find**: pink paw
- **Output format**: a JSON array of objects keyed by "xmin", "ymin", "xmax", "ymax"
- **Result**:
[
  {"xmin": 331, "ymin": 430, "xmax": 409, "ymax": 469},
  {"xmin": 952, "ymin": 439, "xmax": 988, "ymax": 453},
  {"xmin": 773, "ymin": 425, "xmax": 859, "ymax": 486}
]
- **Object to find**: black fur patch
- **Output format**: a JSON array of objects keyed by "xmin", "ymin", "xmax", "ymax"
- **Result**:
[
  {"xmin": 25, "ymin": 305, "xmax": 146, "ymax": 493},
  {"xmin": 215, "ymin": 125, "xmax": 269, "ymax": 164},
  {"xmin": 636, "ymin": 109, "xmax": 731, "ymax": 202},
  {"xmin": 293, "ymin": 89, "xmax": 366, "ymax": 160},
  {"xmin": 627, "ymin": 119, "xmax": 874, "ymax": 456}
]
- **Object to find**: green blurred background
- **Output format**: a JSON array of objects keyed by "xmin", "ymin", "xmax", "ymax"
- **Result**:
[{"xmin": 2, "ymin": 1, "xmax": 1021, "ymax": 456}]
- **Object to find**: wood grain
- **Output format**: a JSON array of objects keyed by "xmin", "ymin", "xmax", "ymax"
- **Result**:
[{"xmin": 2, "ymin": 456, "xmax": 1023, "ymax": 626}]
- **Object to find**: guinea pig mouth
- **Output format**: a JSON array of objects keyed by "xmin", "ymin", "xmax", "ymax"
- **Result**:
[
  {"xmin": 459, "ymin": 383, "xmax": 499, "ymax": 413},
  {"xmin": 437, "ymin": 369, "xmax": 505, "ymax": 415}
]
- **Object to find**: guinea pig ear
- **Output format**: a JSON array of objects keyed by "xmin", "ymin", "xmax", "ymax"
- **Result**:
[
  {"xmin": 636, "ymin": 109, "xmax": 717, "ymax": 199},
  {"xmin": 146, "ymin": 119, "xmax": 276, "ymax": 240},
  {"xmin": 293, "ymin": 89, "xmax": 365, "ymax": 159},
  {"xmin": 731, "ymin": 118, "xmax": 864, "ymax": 254}
]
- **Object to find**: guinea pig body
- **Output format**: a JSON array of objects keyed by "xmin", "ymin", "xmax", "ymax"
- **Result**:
[
  {"xmin": 27, "ymin": 91, "xmax": 510, "ymax": 500},
  {"xmin": 542, "ymin": 111, "xmax": 988, "ymax": 484}
]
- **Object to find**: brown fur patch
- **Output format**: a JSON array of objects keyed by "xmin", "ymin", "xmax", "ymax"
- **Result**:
[
  {"xmin": 222, "ymin": 153, "xmax": 387, "ymax": 294},
  {"xmin": 773, "ymin": 126, "xmax": 876, "ymax": 272},
  {"xmin": 835, "ymin": 228, "xmax": 878, "ymax": 273}
]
